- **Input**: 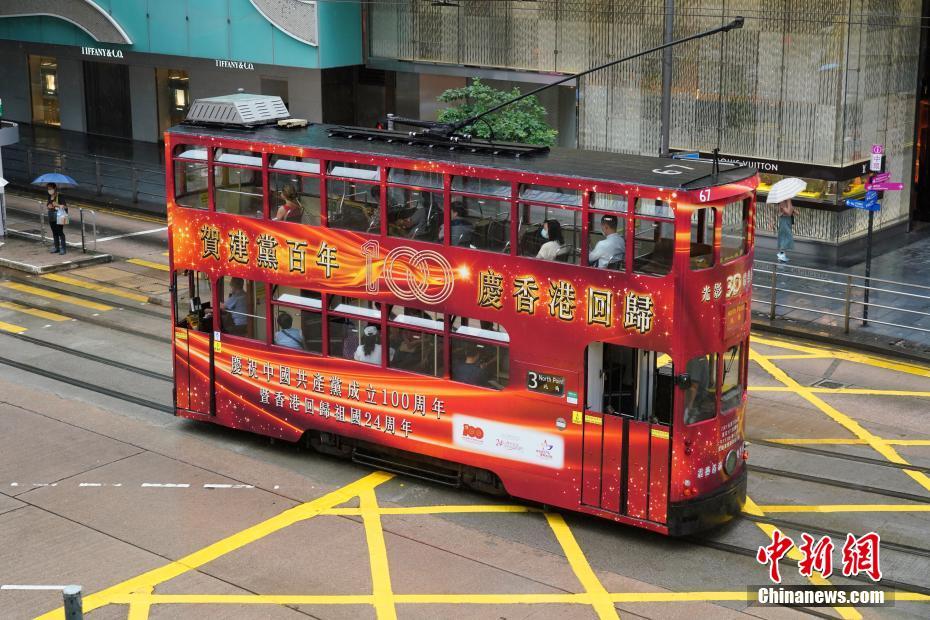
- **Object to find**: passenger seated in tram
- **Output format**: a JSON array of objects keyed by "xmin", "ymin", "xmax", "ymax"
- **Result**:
[
  {"xmin": 354, "ymin": 324, "xmax": 395, "ymax": 365},
  {"xmin": 220, "ymin": 277, "xmax": 248, "ymax": 336},
  {"xmin": 392, "ymin": 329, "xmax": 430, "ymax": 373},
  {"xmin": 274, "ymin": 312, "xmax": 304, "ymax": 349},
  {"xmin": 448, "ymin": 202, "xmax": 474, "ymax": 246},
  {"xmin": 683, "ymin": 354, "xmax": 715, "ymax": 424},
  {"xmin": 452, "ymin": 341, "xmax": 490, "ymax": 387},
  {"xmin": 536, "ymin": 219, "xmax": 567, "ymax": 261},
  {"xmin": 588, "ymin": 215, "xmax": 625, "ymax": 269},
  {"xmin": 272, "ymin": 184, "xmax": 304, "ymax": 222}
]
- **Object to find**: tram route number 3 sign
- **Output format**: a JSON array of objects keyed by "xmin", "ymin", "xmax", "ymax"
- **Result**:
[{"xmin": 527, "ymin": 371, "xmax": 566, "ymax": 397}]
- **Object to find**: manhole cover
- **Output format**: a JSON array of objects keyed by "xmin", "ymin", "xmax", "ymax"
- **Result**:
[{"xmin": 811, "ymin": 378, "xmax": 845, "ymax": 389}]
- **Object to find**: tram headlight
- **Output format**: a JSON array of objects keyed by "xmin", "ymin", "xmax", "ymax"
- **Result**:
[{"xmin": 724, "ymin": 449, "xmax": 739, "ymax": 476}]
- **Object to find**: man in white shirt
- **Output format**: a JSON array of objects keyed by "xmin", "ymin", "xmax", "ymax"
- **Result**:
[{"xmin": 588, "ymin": 215, "xmax": 625, "ymax": 269}]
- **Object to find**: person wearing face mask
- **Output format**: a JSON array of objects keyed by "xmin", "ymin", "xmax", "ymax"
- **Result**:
[
  {"xmin": 535, "ymin": 219, "xmax": 564, "ymax": 261},
  {"xmin": 46, "ymin": 183, "xmax": 68, "ymax": 254}
]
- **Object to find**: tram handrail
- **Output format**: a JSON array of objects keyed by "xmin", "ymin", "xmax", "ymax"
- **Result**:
[
  {"xmin": 79, "ymin": 208, "xmax": 97, "ymax": 253},
  {"xmin": 752, "ymin": 260, "xmax": 930, "ymax": 338}
]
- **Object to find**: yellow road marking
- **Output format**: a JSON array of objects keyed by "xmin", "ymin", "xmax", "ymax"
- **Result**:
[
  {"xmin": 0, "ymin": 301, "xmax": 69, "ymax": 322},
  {"xmin": 127, "ymin": 258, "xmax": 170, "ymax": 272},
  {"xmin": 743, "ymin": 497, "xmax": 861, "ymax": 620},
  {"xmin": 756, "ymin": 504, "xmax": 930, "ymax": 513},
  {"xmin": 35, "ymin": 472, "xmax": 394, "ymax": 619},
  {"xmin": 760, "ymin": 354, "xmax": 832, "ymax": 360},
  {"xmin": 0, "ymin": 319, "xmax": 27, "ymax": 334},
  {"xmin": 41, "ymin": 273, "xmax": 150, "ymax": 303},
  {"xmin": 767, "ymin": 438, "xmax": 930, "ymax": 446},
  {"xmin": 0, "ymin": 282, "xmax": 112, "ymax": 311},
  {"xmin": 750, "ymin": 386, "xmax": 930, "ymax": 398},
  {"xmin": 750, "ymin": 350, "xmax": 930, "ymax": 493},
  {"xmin": 545, "ymin": 512, "xmax": 618, "ymax": 620},
  {"xmin": 360, "ymin": 488, "xmax": 397, "ymax": 620},
  {"xmin": 752, "ymin": 335, "xmax": 930, "ymax": 377}
]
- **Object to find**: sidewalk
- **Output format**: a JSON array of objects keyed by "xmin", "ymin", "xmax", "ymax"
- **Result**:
[{"xmin": 752, "ymin": 226, "xmax": 930, "ymax": 359}]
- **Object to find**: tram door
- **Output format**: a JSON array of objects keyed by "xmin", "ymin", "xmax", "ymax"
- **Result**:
[
  {"xmin": 172, "ymin": 271, "xmax": 214, "ymax": 415},
  {"xmin": 582, "ymin": 343, "xmax": 672, "ymax": 522}
]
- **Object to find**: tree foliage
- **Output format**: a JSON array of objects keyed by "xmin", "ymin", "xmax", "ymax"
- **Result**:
[{"xmin": 436, "ymin": 78, "xmax": 558, "ymax": 146}]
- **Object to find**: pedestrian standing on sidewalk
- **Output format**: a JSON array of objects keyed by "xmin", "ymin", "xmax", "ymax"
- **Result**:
[
  {"xmin": 46, "ymin": 182, "xmax": 68, "ymax": 254},
  {"xmin": 775, "ymin": 198, "xmax": 794, "ymax": 263}
]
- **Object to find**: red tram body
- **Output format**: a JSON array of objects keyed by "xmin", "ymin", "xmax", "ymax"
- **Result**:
[{"xmin": 166, "ymin": 121, "xmax": 757, "ymax": 535}]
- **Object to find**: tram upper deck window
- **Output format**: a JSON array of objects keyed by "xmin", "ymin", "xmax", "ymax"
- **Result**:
[
  {"xmin": 450, "ymin": 177, "xmax": 511, "ymax": 253},
  {"xmin": 213, "ymin": 148, "xmax": 264, "ymax": 219},
  {"xmin": 690, "ymin": 208, "xmax": 715, "ymax": 270},
  {"xmin": 173, "ymin": 146, "xmax": 208, "ymax": 210},
  {"xmin": 270, "ymin": 156, "xmax": 321, "ymax": 225},
  {"xmin": 721, "ymin": 199, "xmax": 749, "ymax": 263},
  {"xmin": 326, "ymin": 161, "xmax": 380, "ymax": 234},
  {"xmin": 633, "ymin": 218, "xmax": 674, "ymax": 276},
  {"xmin": 720, "ymin": 343, "xmax": 744, "ymax": 412},
  {"xmin": 387, "ymin": 169, "xmax": 443, "ymax": 244},
  {"xmin": 684, "ymin": 353, "xmax": 717, "ymax": 425},
  {"xmin": 518, "ymin": 188, "xmax": 581, "ymax": 264},
  {"xmin": 591, "ymin": 192, "xmax": 628, "ymax": 212}
]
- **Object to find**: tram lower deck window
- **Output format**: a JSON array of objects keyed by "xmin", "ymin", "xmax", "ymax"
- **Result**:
[
  {"xmin": 720, "ymin": 343, "xmax": 744, "ymax": 411},
  {"xmin": 684, "ymin": 354, "xmax": 717, "ymax": 424},
  {"xmin": 218, "ymin": 276, "xmax": 266, "ymax": 342}
]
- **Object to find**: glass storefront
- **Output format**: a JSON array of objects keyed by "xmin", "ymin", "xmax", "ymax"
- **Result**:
[
  {"xmin": 156, "ymin": 68, "xmax": 190, "ymax": 140},
  {"xmin": 28, "ymin": 55, "xmax": 60, "ymax": 127}
]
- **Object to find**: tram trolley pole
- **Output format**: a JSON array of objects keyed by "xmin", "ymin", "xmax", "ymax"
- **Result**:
[{"xmin": 63, "ymin": 584, "xmax": 83, "ymax": 620}]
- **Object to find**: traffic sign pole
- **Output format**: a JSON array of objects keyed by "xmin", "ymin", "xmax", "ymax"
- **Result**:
[{"xmin": 863, "ymin": 209, "xmax": 874, "ymax": 326}]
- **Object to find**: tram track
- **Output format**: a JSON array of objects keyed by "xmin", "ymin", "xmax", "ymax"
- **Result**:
[
  {"xmin": 747, "ymin": 437, "xmax": 930, "ymax": 475},
  {"xmin": 748, "ymin": 465, "xmax": 930, "ymax": 504}
]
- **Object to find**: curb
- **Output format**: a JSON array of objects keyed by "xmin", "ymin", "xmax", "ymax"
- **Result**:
[
  {"xmin": 1, "ymin": 231, "xmax": 113, "ymax": 274},
  {"xmin": 751, "ymin": 316, "xmax": 930, "ymax": 365}
]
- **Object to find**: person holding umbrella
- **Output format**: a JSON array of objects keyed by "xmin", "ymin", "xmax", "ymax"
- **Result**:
[
  {"xmin": 32, "ymin": 173, "xmax": 77, "ymax": 255},
  {"xmin": 765, "ymin": 177, "xmax": 806, "ymax": 263}
]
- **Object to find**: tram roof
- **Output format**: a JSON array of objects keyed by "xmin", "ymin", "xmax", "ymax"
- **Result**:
[{"xmin": 168, "ymin": 123, "xmax": 756, "ymax": 192}]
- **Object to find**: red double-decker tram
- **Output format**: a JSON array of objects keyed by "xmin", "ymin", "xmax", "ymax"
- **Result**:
[{"xmin": 167, "ymin": 116, "xmax": 757, "ymax": 535}]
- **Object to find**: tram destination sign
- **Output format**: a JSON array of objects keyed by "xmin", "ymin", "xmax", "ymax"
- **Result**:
[{"xmin": 526, "ymin": 371, "xmax": 566, "ymax": 397}]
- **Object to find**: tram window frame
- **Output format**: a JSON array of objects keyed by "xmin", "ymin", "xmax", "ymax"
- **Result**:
[
  {"xmin": 683, "ymin": 353, "xmax": 717, "ymax": 425},
  {"xmin": 213, "ymin": 148, "xmax": 265, "ymax": 219},
  {"xmin": 173, "ymin": 270, "xmax": 213, "ymax": 333},
  {"xmin": 450, "ymin": 316, "xmax": 510, "ymax": 390},
  {"xmin": 590, "ymin": 192, "xmax": 629, "ymax": 213},
  {"xmin": 325, "ymin": 160, "xmax": 381, "ymax": 235},
  {"xmin": 719, "ymin": 343, "xmax": 745, "ymax": 412},
  {"xmin": 388, "ymin": 305, "xmax": 445, "ymax": 378},
  {"xmin": 450, "ymin": 176, "xmax": 512, "ymax": 254},
  {"xmin": 217, "ymin": 276, "xmax": 267, "ymax": 343},
  {"xmin": 270, "ymin": 285, "xmax": 323, "ymax": 353},
  {"xmin": 721, "ymin": 198, "xmax": 750, "ymax": 263},
  {"xmin": 632, "ymin": 215, "xmax": 675, "ymax": 277},
  {"xmin": 584, "ymin": 344, "xmax": 673, "ymax": 424},
  {"xmin": 172, "ymin": 145, "xmax": 209, "ymax": 211},
  {"xmin": 689, "ymin": 207, "xmax": 716, "ymax": 270},
  {"xmin": 386, "ymin": 168, "xmax": 444, "ymax": 245},
  {"xmin": 326, "ymin": 294, "xmax": 384, "ymax": 363},
  {"xmin": 269, "ymin": 155, "xmax": 322, "ymax": 225},
  {"xmin": 518, "ymin": 202, "xmax": 581, "ymax": 265},
  {"xmin": 587, "ymin": 211, "xmax": 627, "ymax": 271}
]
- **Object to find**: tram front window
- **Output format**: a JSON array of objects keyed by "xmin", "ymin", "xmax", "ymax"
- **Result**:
[
  {"xmin": 174, "ymin": 270, "xmax": 213, "ymax": 332},
  {"xmin": 684, "ymin": 354, "xmax": 717, "ymax": 424},
  {"xmin": 720, "ymin": 344, "xmax": 744, "ymax": 411}
]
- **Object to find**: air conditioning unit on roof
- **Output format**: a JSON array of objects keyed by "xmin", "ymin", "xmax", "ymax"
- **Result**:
[{"xmin": 185, "ymin": 93, "xmax": 290, "ymax": 128}]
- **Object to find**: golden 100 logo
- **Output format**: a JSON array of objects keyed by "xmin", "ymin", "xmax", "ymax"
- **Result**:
[{"xmin": 362, "ymin": 240, "xmax": 455, "ymax": 305}]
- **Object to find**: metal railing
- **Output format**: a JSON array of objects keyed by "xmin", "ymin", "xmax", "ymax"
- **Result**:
[
  {"xmin": 36, "ymin": 204, "xmax": 97, "ymax": 253},
  {"xmin": 2, "ymin": 143, "xmax": 165, "ymax": 211},
  {"xmin": 752, "ymin": 260, "xmax": 930, "ymax": 338}
]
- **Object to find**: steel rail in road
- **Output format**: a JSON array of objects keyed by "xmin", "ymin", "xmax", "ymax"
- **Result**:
[{"xmin": 748, "ymin": 437, "xmax": 930, "ymax": 474}]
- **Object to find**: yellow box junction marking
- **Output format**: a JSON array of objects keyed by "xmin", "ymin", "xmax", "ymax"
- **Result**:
[
  {"xmin": 0, "ymin": 319, "xmax": 27, "ymax": 334},
  {"xmin": 360, "ymin": 487, "xmax": 397, "ymax": 620},
  {"xmin": 545, "ymin": 512, "xmax": 618, "ymax": 619},
  {"xmin": 751, "ymin": 334, "xmax": 930, "ymax": 378},
  {"xmin": 0, "ymin": 281, "xmax": 112, "ymax": 311},
  {"xmin": 767, "ymin": 438, "xmax": 930, "ymax": 447},
  {"xmin": 41, "ymin": 273, "xmax": 150, "ymax": 303},
  {"xmin": 0, "ymin": 301, "xmax": 69, "ymax": 322},
  {"xmin": 127, "ymin": 258, "xmax": 170, "ymax": 272},
  {"xmin": 749, "ymin": 350, "xmax": 930, "ymax": 494}
]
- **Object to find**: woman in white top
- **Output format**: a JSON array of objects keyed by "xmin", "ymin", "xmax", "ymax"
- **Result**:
[
  {"xmin": 354, "ymin": 325, "xmax": 395, "ymax": 364},
  {"xmin": 535, "ymin": 219, "xmax": 564, "ymax": 261}
]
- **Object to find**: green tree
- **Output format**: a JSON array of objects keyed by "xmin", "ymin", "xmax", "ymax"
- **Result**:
[{"xmin": 436, "ymin": 79, "xmax": 558, "ymax": 146}]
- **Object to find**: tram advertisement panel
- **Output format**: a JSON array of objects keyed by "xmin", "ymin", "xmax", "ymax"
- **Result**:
[{"xmin": 170, "ymin": 207, "xmax": 676, "ymax": 353}]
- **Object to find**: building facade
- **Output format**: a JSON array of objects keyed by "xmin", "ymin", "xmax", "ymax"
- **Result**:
[
  {"xmin": 0, "ymin": 0, "xmax": 365, "ymax": 142},
  {"xmin": 367, "ymin": 1, "xmax": 928, "ymax": 263}
]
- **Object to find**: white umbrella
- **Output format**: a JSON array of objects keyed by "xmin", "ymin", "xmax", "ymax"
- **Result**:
[{"xmin": 766, "ymin": 177, "xmax": 806, "ymax": 204}]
